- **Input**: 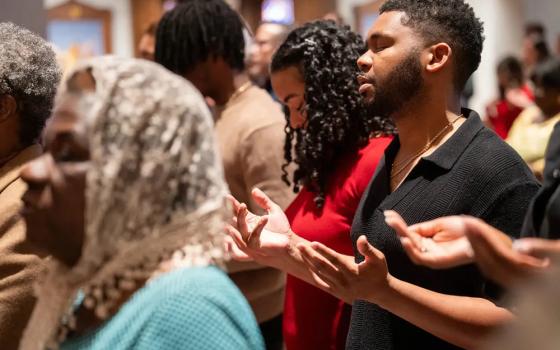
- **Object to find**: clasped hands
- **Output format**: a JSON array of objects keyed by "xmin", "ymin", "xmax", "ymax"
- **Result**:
[{"xmin": 225, "ymin": 188, "xmax": 394, "ymax": 305}]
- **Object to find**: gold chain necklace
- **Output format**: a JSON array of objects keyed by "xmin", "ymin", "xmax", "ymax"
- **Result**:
[
  {"xmin": 225, "ymin": 81, "xmax": 252, "ymax": 107},
  {"xmin": 391, "ymin": 114, "xmax": 463, "ymax": 180}
]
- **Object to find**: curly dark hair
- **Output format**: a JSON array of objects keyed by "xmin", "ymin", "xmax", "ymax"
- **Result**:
[
  {"xmin": 0, "ymin": 22, "xmax": 61, "ymax": 146},
  {"xmin": 380, "ymin": 0, "xmax": 485, "ymax": 92},
  {"xmin": 271, "ymin": 20, "xmax": 394, "ymax": 208},
  {"xmin": 155, "ymin": 0, "xmax": 245, "ymax": 75}
]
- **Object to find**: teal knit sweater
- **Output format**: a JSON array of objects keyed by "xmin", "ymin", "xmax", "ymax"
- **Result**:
[{"xmin": 61, "ymin": 266, "xmax": 264, "ymax": 350}]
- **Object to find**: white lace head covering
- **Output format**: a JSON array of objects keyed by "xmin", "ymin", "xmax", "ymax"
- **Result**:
[{"xmin": 21, "ymin": 57, "xmax": 229, "ymax": 350}]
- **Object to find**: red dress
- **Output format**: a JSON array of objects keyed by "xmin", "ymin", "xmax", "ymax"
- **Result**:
[
  {"xmin": 487, "ymin": 85, "xmax": 534, "ymax": 139},
  {"xmin": 283, "ymin": 137, "xmax": 391, "ymax": 350}
]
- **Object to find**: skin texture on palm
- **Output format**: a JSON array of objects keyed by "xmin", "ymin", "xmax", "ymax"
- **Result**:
[
  {"xmin": 295, "ymin": 226, "xmax": 513, "ymax": 350},
  {"xmin": 385, "ymin": 210, "xmax": 475, "ymax": 269},
  {"xmin": 297, "ymin": 236, "xmax": 391, "ymax": 305},
  {"xmin": 385, "ymin": 211, "xmax": 555, "ymax": 287},
  {"xmin": 226, "ymin": 188, "xmax": 331, "ymax": 288}
]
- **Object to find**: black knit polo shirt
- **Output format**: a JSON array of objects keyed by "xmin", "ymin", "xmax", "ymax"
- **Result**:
[{"xmin": 347, "ymin": 109, "xmax": 540, "ymax": 350}]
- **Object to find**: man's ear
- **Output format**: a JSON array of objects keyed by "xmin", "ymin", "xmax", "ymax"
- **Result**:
[
  {"xmin": 0, "ymin": 94, "xmax": 18, "ymax": 123},
  {"xmin": 425, "ymin": 43, "xmax": 452, "ymax": 74}
]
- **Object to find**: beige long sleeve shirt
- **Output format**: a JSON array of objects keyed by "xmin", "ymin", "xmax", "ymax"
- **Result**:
[
  {"xmin": 0, "ymin": 145, "xmax": 44, "ymax": 350},
  {"xmin": 214, "ymin": 85, "xmax": 294, "ymax": 323}
]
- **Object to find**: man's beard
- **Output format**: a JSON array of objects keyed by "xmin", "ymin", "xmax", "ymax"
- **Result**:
[{"xmin": 366, "ymin": 50, "xmax": 424, "ymax": 119}]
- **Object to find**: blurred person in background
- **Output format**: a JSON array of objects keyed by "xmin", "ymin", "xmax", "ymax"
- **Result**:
[
  {"xmin": 322, "ymin": 12, "xmax": 345, "ymax": 25},
  {"xmin": 525, "ymin": 22, "xmax": 546, "ymax": 38},
  {"xmin": 486, "ymin": 56, "xmax": 534, "ymax": 139},
  {"xmin": 522, "ymin": 23, "xmax": 551, "ymax": 78},
  {"xmin": 155, "ymin": 1, "xmax": 293, "ymax": 348},
  {"xmin": 0, "ymin": 22, "xmax": 61, "ymax": 349},
  {"xmin": 20, "ymin": 57, "xmax": 263, "ymax": 350},
  {"xmin": 247, "ymin": 22, "xmax": 290, "ymax": 97},
  {"xmin": 137, "ymin": 21, "xmax": 158, "ymax": 61},
  {"xmin": 507, "ymin": 58, "xmax": 560, "ymax": 179},
  {"xmin": 228, "ymin": 20, "xmax": 393, "ymax": 350}
]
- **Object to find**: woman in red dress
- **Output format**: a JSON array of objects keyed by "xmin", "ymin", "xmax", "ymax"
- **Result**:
[
  {"xmin": 486, "ymin": 56, "xmax": 534, "ymax": 139},
  {"xmin": 227, "ymin": 20, "xmax": 393, "ymax": 349}
]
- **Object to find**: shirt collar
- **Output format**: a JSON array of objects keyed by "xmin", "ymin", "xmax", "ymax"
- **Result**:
[{"xmin": 383, "ymin": 108, "xmax": 485, "ymax": 171}]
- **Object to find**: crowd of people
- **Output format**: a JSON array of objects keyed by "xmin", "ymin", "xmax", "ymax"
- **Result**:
[{"xmin": 1, "ymin": 0, "xmax": 560, "ymax": 349}]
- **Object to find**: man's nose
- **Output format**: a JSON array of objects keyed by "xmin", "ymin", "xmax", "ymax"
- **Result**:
[{"xmin": 357, "ymin": 50, "xmax": 373, "ymax": 73}]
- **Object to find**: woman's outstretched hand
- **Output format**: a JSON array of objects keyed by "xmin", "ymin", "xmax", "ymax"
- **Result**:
[{"xmin": 226, "ymin": 188, "xmax": 293, "ymax": 266}]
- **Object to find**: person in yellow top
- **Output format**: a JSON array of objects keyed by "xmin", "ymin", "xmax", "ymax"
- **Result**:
[{"xmin": 507, "ymin": 58, "xmax": 560, "ymax": 179}]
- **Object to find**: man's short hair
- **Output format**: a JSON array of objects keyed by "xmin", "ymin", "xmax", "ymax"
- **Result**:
[
  {"xmin": 532, "ymin": 58, "xmax": 560, "ymax": 90},
  {"xmin": 155, "ymin": 0, "xmax": 245, "ymax": 75},
  {"xmin": 0, "ymin": 22, "xmax": 61, "ymax": 145},
  {"xmin": 525, "ymin": 22, "xmax": 546, "ymax": 38},
  {"xmin": 380, "ymin": 0, "xmax": 485, "ymax": 92}
]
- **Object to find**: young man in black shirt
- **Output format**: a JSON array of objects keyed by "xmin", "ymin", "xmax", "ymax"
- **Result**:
[
  {"xmin": 293, "ymin": 0, "xmax": 539, "ymax": 349},
  {"xmin": 227, "ymin": 0, "xmax": 539, "ymax": 349}
]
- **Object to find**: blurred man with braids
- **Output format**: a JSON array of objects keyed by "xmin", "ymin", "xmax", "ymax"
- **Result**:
[
  {"xmin": 227, "ymin": 20, "xmax": 393, "ymax": 349},
  {"xmin": 155, "ymin": 1, "xmax": 292, "ymax": 348},
  {"xmin": 228, "ymin": 1, "xmax": 540, "ymax": 349},
  {"xmin": 0, "ymin": 22, "xmax": 61, "ymax": 349}
]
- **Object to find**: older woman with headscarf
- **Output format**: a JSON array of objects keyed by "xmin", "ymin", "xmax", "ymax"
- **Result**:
[{"xmin": 18, "ymin": 57, "xmax": 264, "ymax": 350}]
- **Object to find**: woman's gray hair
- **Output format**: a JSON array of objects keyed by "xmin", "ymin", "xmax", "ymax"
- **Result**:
[{"xmin": 0, "ymin": 22, "xmax": 61, "ymax": 145}]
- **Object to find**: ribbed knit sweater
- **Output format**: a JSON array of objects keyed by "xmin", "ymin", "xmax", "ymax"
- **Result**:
[{"xmin": 347, "ymin": 109, "xmax": 539, "ymax": 350}]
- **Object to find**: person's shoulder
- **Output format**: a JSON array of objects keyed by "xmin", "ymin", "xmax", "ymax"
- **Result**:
[
  {"xmin": 455, "ymin": 126, "xmax": 538, "ymax": 199},
  {"xmin": 350, "ymin": 136, "xmax": 391, "ymax": 175},
  {"xmin": 131, "ymin": 267, "xmax": 263, "ymax": 349},
  {"xmin": 147, "ymin": 266, "xmax": 236, "ymax": 299},
  {"xmin": 515, "ymin": 105, "xmax": 541, "ymax": 125},
  {"xmin": 467, "ymin": 127, "xmax": 532, "ymax": 173},
  {"xmin": 236, "ymin": 86, "xmax": 285, "ymax": 125},
  {"xmin": 140, "ymin": 266, "xmax": 253, "ymax": 330},
  {"xmin": 359, "ymin": 136, "xmax": 392, "ymax": 161}
]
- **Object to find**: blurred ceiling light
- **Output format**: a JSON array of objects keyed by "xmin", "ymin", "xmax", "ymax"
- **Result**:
[{"xmin": 262, "ymin": 0, "xmax": 294, "ymax": 25}]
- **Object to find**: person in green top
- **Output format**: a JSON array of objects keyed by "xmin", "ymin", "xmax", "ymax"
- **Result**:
[{"xmin": 18, "ymin": 57, "xmax": 264, "ymax": 350}]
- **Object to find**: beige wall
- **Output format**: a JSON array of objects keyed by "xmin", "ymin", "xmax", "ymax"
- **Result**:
[
  {"xmin": 467, "ymin": 0, "xmax": 525, "ymax": 115},
  {"xmin": 1, "ymin": 0, "xmax": 47, "ymax": 37},
  {"xmin": 524, "ymin": 0, "xmax": 560, "ymax": 50}
]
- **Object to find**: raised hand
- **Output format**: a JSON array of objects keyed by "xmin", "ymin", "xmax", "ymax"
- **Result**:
[
  {"xmin": 297, "ymin": 236, "xmax": 391, "ymax": 305},
  {"xmin": 384, "ymin": 210, "xmax": 474, "ymax": 269},
  {"xmin": 226, "ymin": 188, "xmax": 293, "ymax": 266}
]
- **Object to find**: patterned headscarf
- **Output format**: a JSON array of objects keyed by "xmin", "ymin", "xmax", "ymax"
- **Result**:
[{"xmin": 21, "ymin": 57, "xmax": 229, "ymax": 349}]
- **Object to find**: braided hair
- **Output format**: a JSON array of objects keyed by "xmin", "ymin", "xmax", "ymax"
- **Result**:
[
  {"xmin": 154, "ymin": 0, "xmax": 245, "ymax": 75},
  {"xmin": 271, "ymin": 20, "xmax": 394, "ymax": 208}
]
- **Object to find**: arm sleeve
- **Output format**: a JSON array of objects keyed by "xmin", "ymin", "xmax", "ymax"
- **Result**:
[
  {"xmin": 478, "ymin": 181, "xmax": 540, "ymax": 301},
  {"xmin": 240, "ymin": 124, "xmax": 294, "ymax": 214},
  {"xmin": 480, "ymin": 181, "xmax": 540, "ymax": 238}
]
